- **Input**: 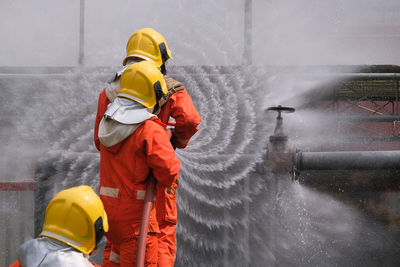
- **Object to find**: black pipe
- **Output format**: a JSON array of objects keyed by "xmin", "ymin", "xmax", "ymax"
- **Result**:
[
  {"xmin": 281, "ymin": 73, "xmax": 400, "ymax": 80},
  {"xmin": 334, "ymin": 115, "xmax": 400, "ymax": 122},
  {"xmin": 295, "ymin": 150, "xmax": 400, "ymax": 171}
]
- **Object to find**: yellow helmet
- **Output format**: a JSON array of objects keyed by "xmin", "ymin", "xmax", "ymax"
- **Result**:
[
  {"xmin": 39, "ymin": 185, "xmax": 109, "ymax": 255},
  {"xmin": 118, "ymin": 61, "xmax": 167, "ymax": 109},
  {"xmin": 122, "ymin": 28, "xmax": 173, "ymax": 74}
]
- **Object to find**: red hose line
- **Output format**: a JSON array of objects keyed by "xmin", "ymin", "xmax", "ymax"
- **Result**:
[{"xmin": 136, "ymin": 176, "xmax": 156, "ymax": 267}]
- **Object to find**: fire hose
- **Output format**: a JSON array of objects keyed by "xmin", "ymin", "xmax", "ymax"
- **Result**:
[{"xmin": 136, "ymin": 121, "xmax": 176, "ymax": 267}]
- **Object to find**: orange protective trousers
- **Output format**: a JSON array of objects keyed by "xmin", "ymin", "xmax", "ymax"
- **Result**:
[
  {"xmin": 156, "ymin": 90, "xmax": 201, "ymax": 266},
  {"xmin": 102, "ymin": 221, "xmax": 158, "ymax": 267}
]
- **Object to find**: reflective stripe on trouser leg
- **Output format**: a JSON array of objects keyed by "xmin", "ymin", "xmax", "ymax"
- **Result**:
[
  {"xmin": 110, "ymin": 250, "xmax": 120, "ymax": 264},
  {"xmin": 102, "ymin": 240, "xmax": 120, "ymax": 267},
  {"xmin": 101, "ymin": 188, "xmax": 155, "ymax": 200}
]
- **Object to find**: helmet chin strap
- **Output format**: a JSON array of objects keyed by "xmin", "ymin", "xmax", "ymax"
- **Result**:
[
  {"xmin": 153, "ymin": 102, "xmax": 161, "ymax": 115},
  {"xmin": 160, "ymin": 63, "xmax": 167, "ymax": 75},
  {"xmin": 159, "ymin": 42, "xmax": 170, "ymax": 75},
  {"xmin": 92, "ymin": 216, "xmax": 106, "ymax": 254}
]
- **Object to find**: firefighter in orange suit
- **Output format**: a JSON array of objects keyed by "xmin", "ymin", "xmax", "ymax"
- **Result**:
[
  {"xmin": 155, "ymin": 79, "xmax": 201, "ymax": 267},
  {"xmin": 98, "ymin": 61, "xmax": 180, "ymax": 266},
  {"xmin": 94, "ymin": 28, "xmax": 201, "ymax": 267},
  {"xmin": 10, "ymin": 185, "xmax": 108, "ymax": 267}
]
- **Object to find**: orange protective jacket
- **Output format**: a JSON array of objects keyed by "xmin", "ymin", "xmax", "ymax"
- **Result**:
[
  {"xmin": 94, "ymin": 88, "xmax": 109, "ymax": 151},
  {"xmin": 10, "ymin": 260, "xmax": 101, "ymax": 267},
  {"xmin": 156, "ymin": 89, "xmax": 201, "ymax": 224},
  {"xmin": 9, "ymin": 261, "xmax": 21, "ymax": 267},
  {"xmin": 94, "ymin": 87, "xmax": 201, "ymax": 224},
  {"xmin": 158, "ymin": 89, "xmax": 201, "ymax": 149},
  {"xmin": 99, "ymin": 117, "xmax": 180, "ymax": 231},
  {"xmin": 94, "ymin": 88, "xmax": 201, "ymax": 151}
]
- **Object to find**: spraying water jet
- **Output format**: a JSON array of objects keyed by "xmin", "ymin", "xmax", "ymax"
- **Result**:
[
  {"xmin": 266, "ymin": 105, "xmax": 400, "ymax": 187},
  {"xmin": 265, "ymin": 105, "xmax": 296, "ymax": 177}
]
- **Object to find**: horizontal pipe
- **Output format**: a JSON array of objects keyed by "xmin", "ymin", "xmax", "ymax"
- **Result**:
[
  {"xmin": 0, "ymin": 182, "xmax": 36, "ymax": 191},
  {"xmin": 280, "ymin": 73, "xmax": 400, "ymax": 80},
  {"xmin": 328, "ymin": 73, "xmax": 400, "ymax": 80},
  {"xmin": 333, "ymin": 136, "xmax": 400, "ymax": 142},
  {"xmin": 335, "ymin": 115, "xmax": 400, "ymax": 122},
  {"xmin": 296, "ymin": 150, "xmax": 400, "ymax": 171}
]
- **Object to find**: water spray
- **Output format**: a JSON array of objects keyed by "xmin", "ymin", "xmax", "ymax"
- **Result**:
[
  {"xmin": 266, "ymin": 105, "xmax": 400, "ymax": 185},
  {"xmin": 265, "ymin": 105, "xmax": 296, "ymax": 177},
  {"xmin": 267, "ymin": 105, "xmax": 295, "ymax": 152}
]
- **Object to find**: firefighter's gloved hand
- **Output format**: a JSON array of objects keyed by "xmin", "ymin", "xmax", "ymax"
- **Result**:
[
  {"xmin": 170, "ymin": 133, "xmax": 189, "ymax": 149},
  {"xmin": 170, "ymin": 133, "xmax": 177, "ymax": 150},
  {"xmin": 165, "ymin": 128, "xmax": 177, "ymax": 150}
]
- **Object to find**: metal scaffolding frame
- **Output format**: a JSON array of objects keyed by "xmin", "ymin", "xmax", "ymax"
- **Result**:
[{"xmin": 299, "ymin": 70, "xmax": 400, "ymax": 141}]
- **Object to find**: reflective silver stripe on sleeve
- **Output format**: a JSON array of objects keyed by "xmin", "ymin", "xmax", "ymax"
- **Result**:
[{"xmin": 100, "ymin": 187, "xmax": 119, "ymax": 198}]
